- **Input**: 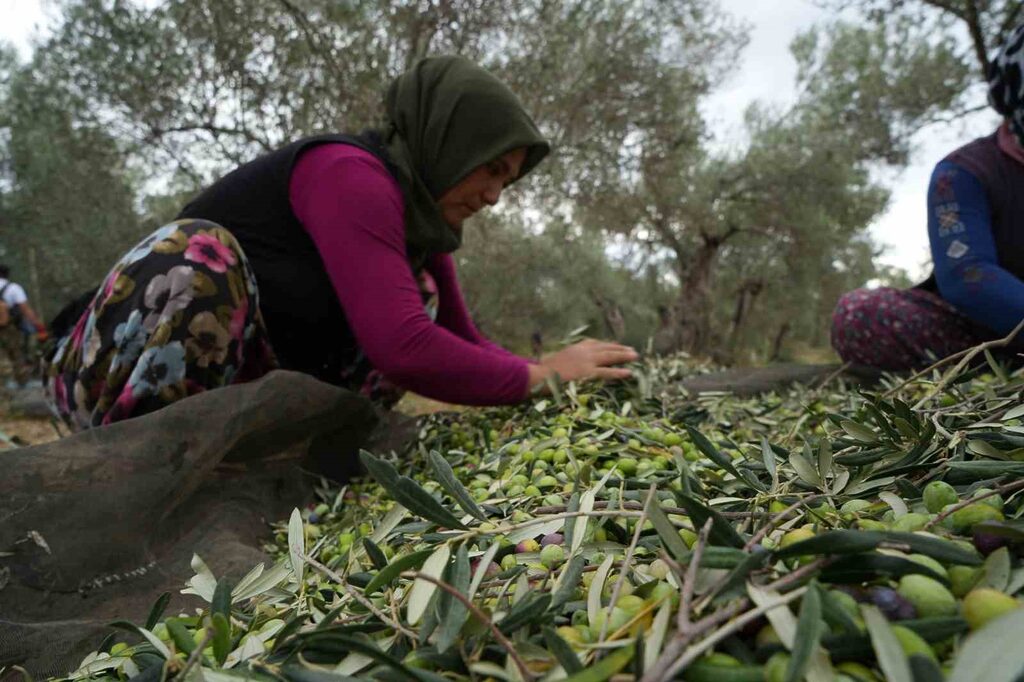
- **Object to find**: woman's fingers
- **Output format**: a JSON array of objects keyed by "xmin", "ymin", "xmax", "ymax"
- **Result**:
[
  {"xmin": 591, "ymin": 348, "xmax": 639, "ymax": 366},
  {"xmin": 540, "ymin": 341, "xmax": 637, "ymax": 384},
  {"xmin": 577, "ymin": 339, "xmax": 635, "ymax": 354},
  {"xmin": 588, "ymin": 340, "xmax": 634, "ymax": 353},
  {"xmin": 593, "ymin": 367, "xmax": 633, "ymax": 380}
]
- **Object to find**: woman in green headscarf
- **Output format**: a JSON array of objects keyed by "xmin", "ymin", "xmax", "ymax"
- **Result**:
[{"xmin": 44, "ymin": 56, "xmax": 637, "ymax": 429}]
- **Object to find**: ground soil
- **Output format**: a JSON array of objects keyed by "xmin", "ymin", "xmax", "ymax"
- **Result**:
[{"xmin": 0, "ymin": 414, "xmax": 58, "ymax": 447}]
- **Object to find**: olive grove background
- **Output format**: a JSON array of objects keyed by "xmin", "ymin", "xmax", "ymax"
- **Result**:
[{"xmin": 0, "ymin": 0, "xmax": 1016, "ymax": 361}]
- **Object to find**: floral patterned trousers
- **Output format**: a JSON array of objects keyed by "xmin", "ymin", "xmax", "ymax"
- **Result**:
[
  {"xmin": 44, "ymin": 220, "xmax": 278, "ymax": 430},
  {"xmin": 830, "ymin": 287, "xmax": 992, "ymax": 371}
]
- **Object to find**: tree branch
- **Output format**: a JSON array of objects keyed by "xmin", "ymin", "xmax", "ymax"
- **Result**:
[
  {"xmin": 647, "ymin": 212, "xmax": 689, "ymax": 266},
  {"xmin": 147, "ymin": 123, "xmax": 273, "ymax": 152},
  {"xmin": 919, "ymin": 101, "xmax": 991, "ymax": 127},
  {"xmin": 275, "ymin": 0, "xmax": 347, "ymax": 83},
  {"xmin": 920, "ymin": 0, "xmax": 967, "ymax": 21},
  {"xmin": 962, "ymin": 0, "xmax": 991, "ymax": 78}
]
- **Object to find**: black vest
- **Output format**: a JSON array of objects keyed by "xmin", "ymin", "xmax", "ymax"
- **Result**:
[
  {"xmin": 177, "ymin": 133, "xmax": 399, "ymax": 384},
  {"xmin": 919, "ymin": 133, "xmax": 1024, "ymax": 294}
]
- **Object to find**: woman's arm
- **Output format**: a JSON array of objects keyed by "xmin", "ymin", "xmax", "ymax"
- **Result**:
[
  {"xmin": 426, "ymin": 253, "xmax": 528, "ymax": 361},
  {"xmin": 290, "ymin": 144, "xmax": 531, "ymax": 405},
  {"xmin": 928, "ymin": 160, "xmax": 1024, "ymax": 335}
]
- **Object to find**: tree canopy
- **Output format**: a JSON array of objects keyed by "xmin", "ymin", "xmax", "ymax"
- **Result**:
[{"xmin": 0, "ymin": 0, "xmax": 998, "ymax": 358}]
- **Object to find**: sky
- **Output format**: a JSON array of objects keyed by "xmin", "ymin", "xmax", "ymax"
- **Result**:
[
  {"xmin": 703, "ymin": 0, "xmax": 998, "ymax": 281},
  {"xmin": 1, "ymin": 0, "xmax": 1000, "ymax": 281}
]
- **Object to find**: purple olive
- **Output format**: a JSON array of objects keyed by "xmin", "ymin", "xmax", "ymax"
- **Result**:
[
  {"xmin": 308, "ymin": 512, "xmax": 321, "ymax": 524},
  {"xmin": 471, "ymin": 559, "xmax": 500, "ymax": 577},
  {"xmin": 516, "ymin": 539, "xmax": 540, "ymax": 554},
  {"xmin": 541, "ymin": 533, "xmax": 565, "ymax": 547},
  {"xmin": 973, "ymin": 529, "xmax": 1009, "ymax": 556},
  {"xmin": 868, "ymin": 586, "xmax": 917, "ymax": 620}
]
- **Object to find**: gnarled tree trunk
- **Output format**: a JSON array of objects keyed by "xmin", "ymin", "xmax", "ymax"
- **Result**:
[
  {"xmin": 669, "ymin": 235, "xmax": 722, "ymax": 355},
  {"xmin": 591, "ymin": 292, "xmax": 626, "ymax": 341},
  {"xmin": 726, "ymin": 278, "xmax": 765, "ymax": 359}
]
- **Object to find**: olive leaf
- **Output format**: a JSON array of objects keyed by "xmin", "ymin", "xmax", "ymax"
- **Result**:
[
  {"xmin": 360, "ymin": 451, "xmax": 466, "ymax": 529},
  {"xmin": 543, "ymin": 627, "xmax": 583, "ymax": 674},
  {"xmin": 212, "ymin": 612, "xmax": 232, "ymax": 666},
  {"xmin": 862, "ymin": 605, "xmax": 913, "ymax": 682},
  {"xmin": 362, "ymin": 537, "xmax": 389, "ymax": 571},
  {"xmin": 107, "ymin": 621, "xmax": 171, "ymax": 659},
  {"xmin": 572, "ymin": 467, "xmax": 615, "ymax": 555},
  {"xmin": 673, "ymin": 492, "xmax": 746, "ymax": 549},
  {"xmin": 283, "ymin": 633, "xmax": 435, "ymax": 682},
  {"xmin": 551, "ymin": 553, "xmax": 587, "ymax": 610},
  {"xmin": 762, "ymin": 437, "xmax": 779, "ymax": 491},
  {"xmin": 879, "ymin": 491, "xmax": 908, "ymax": 519},
  {"xmin": 789, "ymin": 450, "xmax": 822, "ymax": 488},
  {"xmin": 562, "ymin": 643, "xmax": 634, "ymax": 682},
  {"xmin": 467, "ymin": 543, "xmax": 500, "ymax": 601},
  {"xmin": 166, "ymin": 618, "xmax": 196, "ymax": 655},
  {"xmin": 773, "ymin": 530, "xmax": 981, "ymax": 566},
  {"xmin": 588, "ymin": 554, "xmax": 616, "ymax": 627},
  {"xmin": 436, "ymin": 544, "xmax": 471, "ymax": 653},
  {"xmin": 948, "ymin": 608, "xmax": 1024, "ymax": 682},
  {"xmin": 281, "ymin": 667, "xmax": 362, "ymax": 682},
  {"xmin": 144, "ymin": 592, "xmax": 171, "ymax": 631},
  {"xmin": 288, "ymin": 508, "xmax": 305, "ymax": 585},
  {"xmin": 685, "ymin": 425, "xmax": 742, "ymax": 479},
  {"xmin": 841, "ymin": 420, "xmax": 879, "ymax": 443},
  {"xmin": 982, "ymin": 547, "xmax": 1011, "ymax": 592},
  {"xmin": 212, "ymin": 576, "xmax": 233, "ymax": 622},
  {"xmin": 406, "ymin": 544, "xmax": 451, "ymax": 626},
  {"xmin": 428, "ymin": 450, "xmax": 488, "ymax": 522},
  {"xmin": 910, "ymin": 656, "xmax": 946, "ymax": 682},
  {"xmin": 821, "ymin": 553, "xmax": 949, "ymax": 585},
  {"xmin": 498, "ymin": 593, "xmax": 551, "ymax": 635},
  {"xmin": 563, "ymin": 492, "xmax": 581, "ymax": 548},
  {"xmin": 645, "ymin": 494, "xmax": 690, "ymax": 562},
  {"xmin": 364, "ymin": 548, "xmax": 434, "ymax": 595},
  {"xmin": 785, "ymin": 584, "xmax": 824, "ymax": 682},
  {"xmin": 817, "ymin": 439, "xmax": 833, "ymax": 480},
  {"xmin": 643, "ymin": 600, "xmax": 673, "ymax": 672}
]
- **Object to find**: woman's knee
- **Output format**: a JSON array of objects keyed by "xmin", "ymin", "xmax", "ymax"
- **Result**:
[
  {"xmin": 830, "ymin": 287, "xmax": 905, "ymax": 365},
  {"xmin": 832, "ymin": 288, "xmax": 896, "ymax": 331}
]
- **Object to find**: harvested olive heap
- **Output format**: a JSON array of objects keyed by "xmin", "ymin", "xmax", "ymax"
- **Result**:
[{"xmin": 65, "ymin": 355, "xmax": 1024, "ymax": 682}]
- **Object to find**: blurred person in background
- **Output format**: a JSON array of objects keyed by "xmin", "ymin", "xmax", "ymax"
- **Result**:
[{"xmin": 0, "ymin": 263, "xmax": 47, "ymax": 388}]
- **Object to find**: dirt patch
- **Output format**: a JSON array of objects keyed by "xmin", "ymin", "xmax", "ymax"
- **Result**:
[
  {"xmin": 0, "ymin": 415, "xmax": 59, "ymax": 448},
  {"xmin": 395, "ymin": 392, "xmax": 463, "ymax": 416},
  {"xmin": 0, "ymin": 386, "xmax": 61, "ymax": 448}
]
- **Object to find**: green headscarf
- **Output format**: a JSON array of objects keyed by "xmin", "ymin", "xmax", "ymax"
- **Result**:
[{"xmin": 383, "ymin": 56, "xmax": 550, "ymax": 259}]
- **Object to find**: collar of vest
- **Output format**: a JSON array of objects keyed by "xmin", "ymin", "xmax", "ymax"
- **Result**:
[{"xmin": 998, "ymin": 122, "xmax": 1024, "ymax": 167}]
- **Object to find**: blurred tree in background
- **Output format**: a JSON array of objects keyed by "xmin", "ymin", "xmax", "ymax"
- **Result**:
[
  {"xmin": 0, "ymin": 0, "xmax": 1002, "ymax": 361},
  {"xmin": 0, "ymin": 43, "xmax": 140, "ymax": 315}
]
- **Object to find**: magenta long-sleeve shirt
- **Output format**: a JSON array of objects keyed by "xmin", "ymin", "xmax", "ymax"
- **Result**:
[{"xmin": 288, "ymin": 143, "xmax": 531, "ymax": 405}]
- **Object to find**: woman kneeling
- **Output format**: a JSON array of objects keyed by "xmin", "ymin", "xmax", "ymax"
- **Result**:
[{"xmin": 831, "ymin": 24, "xmax": 1024, "ymax": 371}]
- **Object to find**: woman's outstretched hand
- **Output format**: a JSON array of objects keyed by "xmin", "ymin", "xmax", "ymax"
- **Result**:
[{"xmin": 527, "ymin": 339, "xmax": 638, "ymax": 391}]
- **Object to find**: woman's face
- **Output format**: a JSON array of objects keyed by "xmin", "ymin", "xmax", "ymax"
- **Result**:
[{"xmin": 437, "ymin": 147, "xmax": 527, "ymax": 231}]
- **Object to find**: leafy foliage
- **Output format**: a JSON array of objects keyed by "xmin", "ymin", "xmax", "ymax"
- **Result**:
[
  {"xmin": 0, "ymin": 44, "xmax": 143, "ymax": 312},
  {"xmin": 61, "ymin": 353, "xmax": 1024, "ymax": 681}
]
